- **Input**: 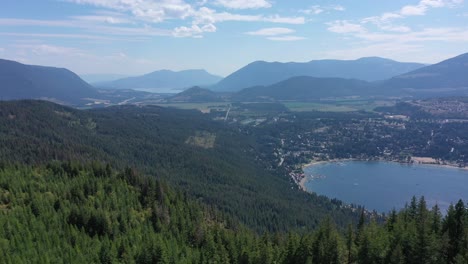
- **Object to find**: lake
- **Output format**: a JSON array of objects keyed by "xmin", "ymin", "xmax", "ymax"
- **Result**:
[{"xmin": 303, "ymin": 161, "xmax": 468, "ymax": 213}]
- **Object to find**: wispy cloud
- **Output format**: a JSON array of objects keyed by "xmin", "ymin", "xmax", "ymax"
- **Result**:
[
  {"xmin": 215, "ymin": 0, "xmax": 271, "ymax": 9},
  {"xmin": 195, "ymin": 7, "xmax": 305, "ymax": 24},
  {"xmin": 173, "ymin": 24, "xmax": 216, "ymax": 38},
  {"xmin": 246, "ymin": 27, "xmax": 295, "ymax": 36},
  {"xmin": 0, "ymin": 32, "xmax": 122, "ymax": 40},
  {"xmin": 327, "ymin": 20, "xmax": 366, "ymax": 34},
  {"xmin": 356, "ymin": 27, "xmax": 468, "ymax": 43},
  {"xmin": 300, "ymin": 5, "xmax": 345, "ymax": 15},
  {"xmin": 267, "ymin": 36, "xmax": 306, "ymax": 41},
  {"xmin": 0, "ymin": 18, "xmax": 74, "ymax": 27},
  {"xmin": 61, "ymin": 0, "xmax": 304, "ymax": 38},
  {"xmin": 246, "ymin": 27, "xmax": 305, "ymax": 41},
  {"xmin": 361, "ymin": 0, "xmax": 464, "ymax": 32},
  {"xmin": 71, "ymin": 15, "xmax": 133, "ymax": 24},
  {"xmin": 22, "ymin": 44, "xmax": 84, "ymax": 56},
  {"xmin": 400, "ymin": 0, "xmax": 463, "ymax": 16},
  {"xmin": 66, "ymin": 0, "xmax": 194, "ymax": 23}
]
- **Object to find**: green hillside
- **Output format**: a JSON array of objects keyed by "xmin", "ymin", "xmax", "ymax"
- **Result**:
[
  {"xmin": 1, "ymin": 163, "xmax": 466, "ymax": 263},
  {"xmin": 0, "ymin": 100, "xmax": 358, "ymax": 232}
]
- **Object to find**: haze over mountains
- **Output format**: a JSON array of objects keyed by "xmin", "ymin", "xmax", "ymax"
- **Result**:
[
  {"xmin": 228, "ymin": 53, "xmax": 468, "ymax": 102},
  {"xmin": 211, "ymin": 57, "xmax": 425, "ymax": 92},
  {"xmin": 80, "ymin": 73, "xmax": 129, "ymax": 84},
  {"xmin": 95, "ymin": 69, "xmax": 222, "ymax": 93},
  {"xmin": 2, "ymin": 53, "xmax": 468, "ymax": 106}
]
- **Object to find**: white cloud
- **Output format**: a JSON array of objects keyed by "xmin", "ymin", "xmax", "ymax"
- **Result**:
[
  {"xmin": 0, "ymin": 18, "xmax": 74, "ymax": 27},
  {"xmin": 263, "ymin": 15, "xmax": 305, "ymax": 24},
  {"xmin": 400, "ymin": 0, "xmax": 464, "ymax": 16},
  {"xmin": 215, "ymin": 0, "xmax": 271, "ymax": 9},
  {"xmin": 246, "ymin": 27, "xmax": 295, "ymax": 36},
  {"xmin": 267, "ymin": 36, "xmax": 306, "ymax": 41},
  {"xmin": 400, "ymin": 5, "xmax": 427, "ymax": 16},
  {"xmin": 173, "ymin": 25, "xmax": 204, "ymax": 37},
  {"xmin": 356, "ymin": 27, "xmax": 468, "ymax": 43},
  {"xmin": 0, "ymin": 32, "xmax": 122, "ymax": 40},
  {"xmin": 332, "ymin": 5, "xmax": 346, "ymax": 11},
  {"xmin": 30, "ymin": 44, "xmax": 83, "ymax": 56},
  {"xmin": 327, "ymin": 20, "xmax": 366, "ymax": 34},
  {"xmin": 300, "ymin": 6, "xmax": 324, "ymax": 15},
  {"xmin": 300, "ymin": 5, "xmax": 345, "ymax": 15},
  {"xmin": 195, "ymin": 7, "xmax": 305, "ymax": 25},
  {"xmin": 360, "ymin": 0, "xmax": 464, "ymax": 33},
  {"xmin": 379, "ymin": 25, "xmax": 412, "ymax": 33},
  {"xmin": 67, "ymin": 0, "xmax": 194, "ymax": 23},
  {"xmin": 71, "ymin": 15, "xmax": 132, "ymax": 24},
  {"xmin": 64, "ymin": 1, "xmax": 303, "ymax": 38}
]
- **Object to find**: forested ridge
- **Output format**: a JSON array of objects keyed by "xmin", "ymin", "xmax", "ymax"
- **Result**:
[
  {"xmin": 1, "ymin": 100, "xmax": 467, "ymax": 263},
  {"xmin": 0, "ymin": 100, "xmax": 359, "ymax": 232},
  {"xmin": 1, "ymin": 163, "xmax": 467, "ymax": 263}
]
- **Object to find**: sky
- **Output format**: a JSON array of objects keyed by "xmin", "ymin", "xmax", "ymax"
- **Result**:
[{"xmin": 1, "ymin": 0, "xmax": 468, "ymax": 77}]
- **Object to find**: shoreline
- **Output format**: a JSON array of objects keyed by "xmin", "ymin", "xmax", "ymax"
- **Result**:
[{"xmin": 297, "ymin": 157, "xmax": 468, "ymax": 191}]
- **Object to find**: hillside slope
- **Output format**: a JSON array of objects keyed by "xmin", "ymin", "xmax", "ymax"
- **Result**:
[
  {"xmin": 0, "ymin": 100, "xmax": 359, "ymax": 232},
  {"xmin": 233, "ymin": 76, "xmax": 373, "ymax": 101},
  {"xmin": 383, "ymin": 53, "xmax": 468, "ymax": 96},
  {"xmin": 0, "ymin": 59, "xmax": 98, "ymax": 105}
]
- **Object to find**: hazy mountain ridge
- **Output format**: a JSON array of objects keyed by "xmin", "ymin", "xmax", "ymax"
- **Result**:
[
  {"xmin": 211, "ymin": 57, "xmax": 425, "ymax": 92},
  {"xmin": 382, "ymin": 52, "xmax": 468, "ymax": 96},
  {"xmin": 80, "ymin": 73, "xmax": 129, "ymax": 83},
  {"xmin": 227, "ymin": 53, "xmax": 468, "ymax": 101},
  {"xmin": 96, "ymin": 69, "xmax": 223, "ymax": 92},
  {"xmin": 168, "ymin": 86, "xmax": 225, "ymax": 102},
  {"xmin": 0, "ymin": 59, "xmax": 99, "ymax": 105},
  {"xmin": 232, "ymin": 76, "xmax": 373, "ymax": 101}
]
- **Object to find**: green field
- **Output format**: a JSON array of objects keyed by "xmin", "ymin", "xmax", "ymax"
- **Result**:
[
  {"xmin": 153, "ymin": 100, "xmax": 396, "ymax": 113},
  {"xmin": 155, "ymin": 102, "xmax": 230, "ymax": 112},
  {"xmin": 282, "ymin": 100, "xmax": 395, "ymax": 112}
]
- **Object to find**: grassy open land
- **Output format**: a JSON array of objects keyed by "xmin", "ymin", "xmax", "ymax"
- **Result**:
[
  {"xmin": 283, "ymin": 99, "xmax": 395, "ymax": 112},
  {"xmin": 153, "ymin": 100, "xmax": 396, "ymax": 113},
  {"xmin": 185, "ymin": 130, "xmax": 217, "ymax": 148},
  {"xmin": 154, "ymin": 102, "xmax": 230, "ymax": 112}
]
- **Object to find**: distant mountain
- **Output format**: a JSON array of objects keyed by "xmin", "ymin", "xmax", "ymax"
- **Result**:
[
  {"xmin": 96, "ymin": 69, "xmax": 223, "ymax": 93},
  {"xmin": 168, "ymin": 86, "xmax": 224, "ymax": 102},
  {"xmin": 80, "ymin": 73, "xmax": 129, "ymax": 83},
  {"xmin": 212, "ymin": 57, "xmax": 425, "ymax": 92},
  {"xmin": 0, "ymin": 59, "xmax": 99, "ymax": 105},
  {"xmin": 383, "ymin": 53, "xmax": 468, "ymax": 97},
  {"xmin": 233, "ymin": 76, "xmax": 373, "ymax": 101}
]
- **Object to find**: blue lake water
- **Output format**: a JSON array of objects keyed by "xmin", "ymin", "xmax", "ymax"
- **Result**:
[{"xmin": 303, "ymin": 161, "xmax": 468, "ymax": 213}]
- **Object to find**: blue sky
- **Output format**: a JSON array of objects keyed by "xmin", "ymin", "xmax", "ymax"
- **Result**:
[{"xmin": 1, "ymin": 0, "xmax": 467, "ymax": 76}]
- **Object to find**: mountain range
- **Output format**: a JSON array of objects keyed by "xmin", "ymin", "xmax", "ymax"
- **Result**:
[
  {"xmin": 211, "ymin": 57, "xmax": 425, "ymax": 92},
  {"xmin": 95, "ymin": 69, "xmax": 222, "ymax": 93},
  {"xmin": 229, "ymin": 53, "xmax": 468, "ymax": 101},
  {"xmin": 2, "ymin": 53, "xmax": 468, "ymax": 106}
]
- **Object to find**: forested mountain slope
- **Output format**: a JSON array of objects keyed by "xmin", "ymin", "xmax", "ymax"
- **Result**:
[
  {"xmin": 1, "ymin": 163, "xmax": 466, "ymax": 263},
  {"xmin": 0, "ymin": 59, "xmax": 99, "ymax": 105},
  {"xmin": 0, "ymin": 100, "xmax": 358, "ymax": 232}
]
